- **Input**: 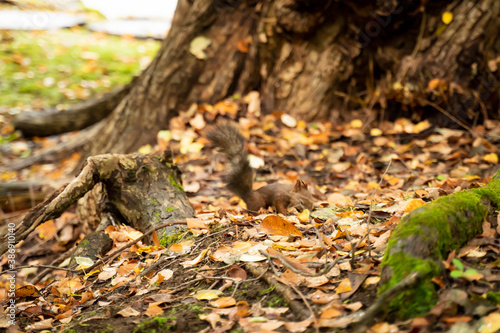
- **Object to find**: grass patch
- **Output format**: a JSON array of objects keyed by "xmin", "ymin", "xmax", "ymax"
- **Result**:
[{"xmin": 0, "ymin": 28, "xmax": 160, "ymax": 109}]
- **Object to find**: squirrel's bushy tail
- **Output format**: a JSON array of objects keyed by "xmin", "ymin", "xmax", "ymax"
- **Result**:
[{"xmin": 207, "ymin": 124, "xmax": 254, "ymax": 201}]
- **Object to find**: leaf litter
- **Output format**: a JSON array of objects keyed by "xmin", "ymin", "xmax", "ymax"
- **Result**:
[{"xmin": 1, "ymin": 92, "xmax": 500, "ymax": 332}]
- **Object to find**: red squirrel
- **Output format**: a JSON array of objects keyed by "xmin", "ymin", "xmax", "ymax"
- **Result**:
[{"xmin": 207, "ymin": 124, "xmax": 314, "ymax": 214}]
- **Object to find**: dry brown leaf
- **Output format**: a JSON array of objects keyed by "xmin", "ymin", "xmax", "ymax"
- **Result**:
[{"xmin": 117, "ymin": 306, "xmax": 141, "ymax": 317}]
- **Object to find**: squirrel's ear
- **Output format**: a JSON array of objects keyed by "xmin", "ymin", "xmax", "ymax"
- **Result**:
[{"xmin": 293, "ymin": 179, "xmax": 307, "ymax": 192}]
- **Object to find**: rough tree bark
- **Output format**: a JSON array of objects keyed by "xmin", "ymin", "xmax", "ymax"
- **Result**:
[{"xmin": 8, "ymin": 0, "xmax": 499, "ymax": 170}]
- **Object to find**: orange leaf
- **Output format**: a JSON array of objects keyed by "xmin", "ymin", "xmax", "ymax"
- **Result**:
[
  {"xmin": 210, "ymin": 296, "xmax": 237, "ymax": 308},
  {"xmin": 186, "ymin": 217, "xmax": 208, "ymax": 229},
  {"xmin": 405, "ymin": 199, "xmax": 426, "ymax": 213},
  {"xmin": 37, "ymin": 220, "xmax": 57, "ymax": 240},
  {"xmin": 152, "ymin": 231, "xmax": 161, "ymax": 247},
  {"xmin": 259, "ymin": 216, "xmax": 302, "ymax": 237},
  {"xmin": 320, "ymin": 308, "xmax": 342, "ymax": 319},
  {"xmin": 15, "ymin": 285, "xmax": 40, "ymax": 298},
  {"xmin": 145, "ymin": 302, "xmax": 164, "ymax": 317}
]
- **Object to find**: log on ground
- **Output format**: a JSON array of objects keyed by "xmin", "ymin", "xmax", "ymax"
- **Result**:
[{"xmin": 378, "ymin": 171, "xmax": 500, "ymax": 319}]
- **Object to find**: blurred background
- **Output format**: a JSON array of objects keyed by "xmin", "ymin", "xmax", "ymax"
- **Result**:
[{"xmin": 0, "ymin": 0, "xmax": 176, "ymax": 114}]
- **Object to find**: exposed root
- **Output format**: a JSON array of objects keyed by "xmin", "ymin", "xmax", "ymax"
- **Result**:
[{"xmin": 13, "ymin": 77, "xmax": 137, "ymax": 137}]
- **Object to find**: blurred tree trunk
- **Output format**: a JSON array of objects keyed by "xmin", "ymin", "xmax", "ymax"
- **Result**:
[{"xmin": 64, "ymin": 0, "xmax": 500, "ymax": 159}]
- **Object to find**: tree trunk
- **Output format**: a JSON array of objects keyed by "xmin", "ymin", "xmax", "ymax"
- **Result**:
[{"xmin": 8, "ymin": 0, "xmax": 500, "ymax": 167}]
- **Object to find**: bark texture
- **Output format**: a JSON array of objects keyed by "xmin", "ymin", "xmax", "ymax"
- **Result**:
[{"xmin": 5, "ymin": 0, "xmax": 499, "ymax": 168}]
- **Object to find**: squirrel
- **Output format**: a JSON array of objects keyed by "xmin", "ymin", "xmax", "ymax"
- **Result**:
[{"xmin": 207, "ymin": 124, "xmax": 314, "ymax": 214}]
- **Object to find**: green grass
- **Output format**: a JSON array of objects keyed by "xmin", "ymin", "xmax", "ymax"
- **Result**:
[{"xmin": 0, "ymin": 28, "xmax": 160, "ymax": 109}]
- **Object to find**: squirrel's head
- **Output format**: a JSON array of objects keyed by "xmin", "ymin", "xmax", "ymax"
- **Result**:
[{"xmin": 289, "ymin": 179, "xmax": 314, "ymax": 212}]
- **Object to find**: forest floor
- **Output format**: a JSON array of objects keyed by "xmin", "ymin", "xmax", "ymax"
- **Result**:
[{"xmin": 1, "ymin": 92, "xmax": 500, "ymax": 332}]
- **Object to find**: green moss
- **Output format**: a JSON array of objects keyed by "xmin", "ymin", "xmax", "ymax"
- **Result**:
[
  {"xmin": 134, "ymin": 317, "xmax": 176, "ymax": 333},
  {"xmin": 379, "ymin": 252, "xmax": 441, "ymax": 318},
  {"xmin": 159, "ymin": 228, "xmax": 188, "ymax": 248},
  {"xmin": 79, "ymin": 240, "xmax": 89, "ymax": 246},
  {"xmin": 166, "ymin": 207, "xmax": 176, "ymax": 212},
  {"xmin": 168, "ymin": 174, "xmax": 184, "ymax": 192},
  {"xmin": 486, "ymin": 292, "xmax": 500, "ymax": 305},
  {"xmin": 149, "ymin": 198, "xmax": 160, "ymax": 206},
  {"xmin": 101, "ymin": 324, "xmax": 116, "ymax": 333},
  {"xmin": 258, "ymin": 285, "xmax": 276, "ymax": 296},
  {"xmin": 170, "ymin": 304, "xmax": 202, "ymax": 315},
  {"xmin": 379, "ymin": 180, "xmax": 500, "ymax": 319},
  {"xmin": 266, "ymin": 296, "xmax": 288, "ymax": 308}
]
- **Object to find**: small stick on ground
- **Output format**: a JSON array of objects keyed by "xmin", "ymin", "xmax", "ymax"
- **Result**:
[
  {"xmin": 246, "ymin": 263, "xmax": 311, "ymax": 320},
  {"xmin": 351, "ymin": 160, "xmax": 391, "ymax": 266}
]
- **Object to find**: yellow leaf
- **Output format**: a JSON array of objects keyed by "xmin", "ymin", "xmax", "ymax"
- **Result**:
[
  {"xmin": 181, "ymin": 248, "xmax": 209, "ymax": 268},
  {"xmin": 442, "ymin": 11, "xmax": 453, "ymax": 25},
  {"xmin": 138, "ymin": 144, "xmax": 152, "ymax": 154},
  {"xmin": 483, "ymin": 153, "xmax": 498, "ymax": 164},
  {"xmin": 297, "ymin": 209, "xmax": 310, "ymax": 223},
  {"xmin": 370, "ymin": 128, "xmax": 383, "ymax": 136},
  {"xmin": 335, "ymin": 278, "xmax": 352, "ymax": 294},
  {"xmin": 195, "ymin": 289, "xmax": 221, "ymax": 300},
  {"xmin": 190, "ymin": 36, "xmax": 211, "ymax": 60},
  {"xmin": 414, "ymin": 120, "xmax": 431, "ymax": 133},
  {"xmin": 350, "ymin": 119, "xmax": 363, "ymax": 128},
  {"xmin": 480, "ymin": 312, "xmax": 500, "ymax": 333}
]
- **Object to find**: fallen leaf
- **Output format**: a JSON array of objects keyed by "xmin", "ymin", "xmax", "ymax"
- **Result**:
[
  {"xmin": 442, "ymin": 11, "xmax": 453, "ymax": 24},
  {"xmin": 36, "ymin": 220, "xmax": 57, "ymax": 240},
  {"xmin": 145, "ymin": 302, "xmax": 164, "ymax": 317},
  {"xmin": 181, "ymin": 248, "xmax": 209, "ymax": 268},
  {"xmin": 335, "ymin": 278, "xmax": 352, "ymax": 294},
  {"xmin": 210, "ymin": 297, "xmax": 236, "ymax": 308},
  {"xmin": 15, "ymin": 285, "xmax": 40, "ymax": 298},
  {"xmin": 259, "ymin": 216, "xmax": 302, "ymax": 237},
  {"xmin": 117, "ymin": 307, "xmax": 140, "ymax": 317},
  {"xmin": 195, "ymin": 289, "xmax": 222, "ymax": 301}
]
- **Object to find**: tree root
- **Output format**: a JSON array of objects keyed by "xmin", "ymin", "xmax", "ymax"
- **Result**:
[
  {"xmin": 246, "ymin": 263, "xmax": 311, "ymax": 320},
  {"xmin": 0, "ymin": 150, "xmax": 195, "ymax": 256},
  {"xmin": 13, "ymin": 77, "xmax": 137, "ymax": 137},
  {"xmin": 377, "ymin": 171, "xmax": 500, "ymax": 319},
  {"xmin": 1, "ymin": 122, "xmax": 102, "ymax": 172}
]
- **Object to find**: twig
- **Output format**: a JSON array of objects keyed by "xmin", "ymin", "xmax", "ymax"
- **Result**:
[
  {"xmin": 351, "ymin": 160, "xmax": 391, "ymax": 266},
  {"xmin": 139, "ymin": 257, "xmax": 180, "ymax": 278},
  {"xmin": 259, "ymin": 249, "xmax": 342, "ymax": 277},
  {"xmin": 289, "ymin": 283, "xmax": 318, "ymax": 333},
  {"xmin": 31, "ymin": 247, "xmax": 77, "ymax": 284},
  {"xmin": 424, "ymin": 100, "xmax": 497, "ymax": 153},
  {"xmin": 82, "ymin": 220, "xmax": 185, "ymax": 273},
  {"xmin": 1, "ymin": 265, "xmax": 77, "ymax": 275}
]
